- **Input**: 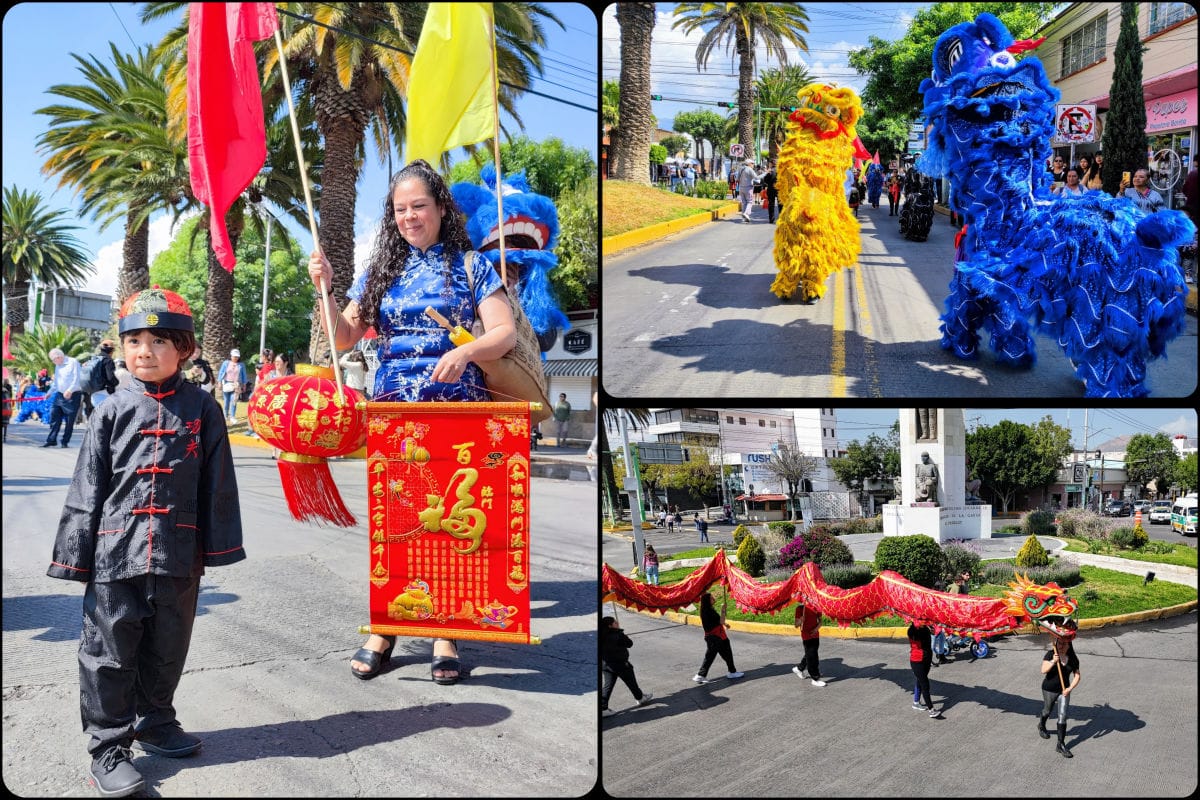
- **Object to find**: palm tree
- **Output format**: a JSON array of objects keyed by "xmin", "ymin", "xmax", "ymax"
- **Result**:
[
  {"xmin": 755, "ymin": 64, "xmax": 811, "ymax": 160},
  {"xmin": 5, "ymin": 323, "xmax": 92, "ymax": 377},
  {"xmin": 672, "ymin": 3, "xmax": 810, "ymax": 157},
  {"xmin": 2, "ymin": 187, "xmax": 93, "ymax": 335},
  {"xmin": 611, "ymin": 3, "xmax": 656, "ymax": 184},
  {"xmin": 144, "ymin": 2, "xmax": 562, "ymax": 364},
  {"xmin": 599, "ymin": 407, "xmax": 652, "ymax": 525},
  {"xmin": 36, "ymin": 43, "xmax": 189, "ymax": 305}
]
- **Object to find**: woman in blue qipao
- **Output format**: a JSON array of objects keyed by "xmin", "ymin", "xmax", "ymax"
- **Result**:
[{"xmin": 308, "ymin": 159, "xmax": 516, "ymax": 684}]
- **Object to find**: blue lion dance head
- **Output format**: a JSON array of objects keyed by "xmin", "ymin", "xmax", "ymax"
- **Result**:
[
  {"xmin": 917, "ymin": 12, "xmax": 1059, "ymax": 199},
  {"xmin": 450, "ymin": 163, "xmax": 569, "ymax": 344}
]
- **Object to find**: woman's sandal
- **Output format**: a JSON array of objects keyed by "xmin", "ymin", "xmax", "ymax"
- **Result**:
[
  {"xmin": 431, "ymin": 639, "xmax": 462, "ymax": 685},
  {"xmin": 350, "ymin": 635, "xmax": 396, "ymax": 680}
]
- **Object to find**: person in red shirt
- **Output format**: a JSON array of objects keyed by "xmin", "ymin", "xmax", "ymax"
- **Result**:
[
  {"xmin": 908, "ymin": 623, "xmax": 940, "ymax": 717},
  {"xmin": 692, "ymin": 592, "xmax": 744, "ymax": 683},
  {"xmin": 791, "ymin": 601, "xmax": 826, "ymax": 686}
]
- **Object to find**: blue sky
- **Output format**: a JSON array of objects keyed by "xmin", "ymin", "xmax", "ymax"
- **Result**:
[
  {"xmin": 602, "ymin": 2, "xmax": 928, "ymax": 153},
  {"xmin": 1, "ymin": 2, "xmax": 597, "ymax": 299}
]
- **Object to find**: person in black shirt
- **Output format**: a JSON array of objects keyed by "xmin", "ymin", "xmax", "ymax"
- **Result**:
[
  {"xmin": 601, "ymin": 616, "xmax": 651, "ymax": 716},
  {"xmin": 693, "ymin": 592, "xmax": 743, "ymax": 683},
  {"xmin": 761, "ymin": 160, "xmax": 779, "ymax": 223},
  {"xmin": 1039, "ymin": 619, "xmax": 1081, "ymax": 757}
]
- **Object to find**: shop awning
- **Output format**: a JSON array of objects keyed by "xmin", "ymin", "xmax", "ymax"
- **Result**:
[
  {"xmin": 542, "ymin": 358, "xmax": 597, "ymax": 377},
  {"xmin": 735, "ymin": 493, "xmax": 789, "ymax": 502}
]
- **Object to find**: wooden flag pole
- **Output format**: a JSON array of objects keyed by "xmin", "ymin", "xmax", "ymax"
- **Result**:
[
  {"xmin": 273, "ymin": 29, "xmax": 346, "ymax": 401},
  {"xmin": 488, "ymin": 13, "xmax": 507, "ymax": 289}
]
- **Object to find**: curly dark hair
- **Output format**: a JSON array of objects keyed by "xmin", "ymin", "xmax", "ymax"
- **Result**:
[{"xmin": 357, "ymin": 159, "xmax": 472, "ymax": 331}]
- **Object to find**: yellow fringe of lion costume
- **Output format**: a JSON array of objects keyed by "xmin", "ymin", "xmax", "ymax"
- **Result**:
[{"xmin": 772, "ymin": 83, "xmax": 864, "ymax": 302}]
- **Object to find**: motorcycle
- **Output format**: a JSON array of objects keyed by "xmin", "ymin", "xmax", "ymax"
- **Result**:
[{"xmin": 933, "ymin": 629, "xmax": 990, "ymax": 661}]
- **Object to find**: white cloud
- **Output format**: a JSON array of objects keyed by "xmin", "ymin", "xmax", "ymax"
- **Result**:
[
  {"xmin": 1158, "ymin": 414, "xmax": 1197, "ymax": 437},
  {"xmin": 82, "ymin": 211, "xmax": 198, "ymax": 299}
]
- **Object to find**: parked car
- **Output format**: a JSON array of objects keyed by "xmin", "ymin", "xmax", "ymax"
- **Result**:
[
  {"xmin": 1103, "ymin": 499, "xmax": 1132, "ymax": 517},
  {"xmin": 1149, "ymin": 501, "xmax": 1173, "ymax": 525},
  {"xmin": 1134, "ymin": 500, "xmax": 1152, "ymax": 515}
]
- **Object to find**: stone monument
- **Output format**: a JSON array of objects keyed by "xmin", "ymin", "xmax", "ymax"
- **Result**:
[{"xmin": 882, "ymin": 408, "xmax": 991, "ymax": 542}]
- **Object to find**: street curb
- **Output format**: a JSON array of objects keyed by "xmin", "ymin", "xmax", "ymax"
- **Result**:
[{"xmin": 603, "ymin": 203, "xmax": 740, "ymax": 255}]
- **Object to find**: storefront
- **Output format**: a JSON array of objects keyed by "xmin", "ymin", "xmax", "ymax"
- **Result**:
[{"xmin": 1145, "ymin": 86, "xmax": 1196, "ymax": 212}]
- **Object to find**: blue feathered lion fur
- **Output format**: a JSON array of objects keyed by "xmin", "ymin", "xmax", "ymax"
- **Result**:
[{"xmin": 917, "ymin": 12, "xmax": 1193, "ymax": 397}]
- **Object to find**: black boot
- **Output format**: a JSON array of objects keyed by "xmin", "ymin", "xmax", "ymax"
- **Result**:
[
  {"xmin": 1038, "ymin": 715, "xmax": 1050, "ymax": 739},
  {"xmin": 1056, "ymin": 723, "xmax": 1073, "ymax": 758}
]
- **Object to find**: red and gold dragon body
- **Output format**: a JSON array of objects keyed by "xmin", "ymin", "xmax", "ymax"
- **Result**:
[{"xmin": 602, "ymin": 550, "xmax": 1077, "ymax": 638}]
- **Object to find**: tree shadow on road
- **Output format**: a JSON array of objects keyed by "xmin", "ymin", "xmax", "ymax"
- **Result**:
[{"xmin": 626, "ymin": 262, "xmax": 779, "ymax": 311}]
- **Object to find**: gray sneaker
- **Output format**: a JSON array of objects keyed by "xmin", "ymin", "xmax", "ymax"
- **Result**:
[
  {"xmin": 726, "ymin": 671, "xmax": 745, "ymax": 679},
  {"xmin": 792, "ymin": 665, "xmax": 807, "ymax": 679},
  {"xmin": 692, "ymin": 674, "xmax": 711, "ymax": 684},
  {"xmin": 929, "ymin": 707, "xmax": 941, "ymax": 718},
  {"xmin": 637, "ymin": 692, "xmax": 654, "ymax": 706},
  {"xmin": 88, "ymin": 745, "xmax": 144, "ymax": 798}
]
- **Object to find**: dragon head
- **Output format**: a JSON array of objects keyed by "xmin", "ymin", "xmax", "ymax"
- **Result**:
[
  {"xmin": 917, "ymin": 12, "xmax": 1059, "ymax": 182},
  {"xmin": 1003, "ymin": 572, "xmax": 1078, "ymax": 634},
  {"xmin": 787, "ymin": 83, "xmax": 863, "ymax": 141}
]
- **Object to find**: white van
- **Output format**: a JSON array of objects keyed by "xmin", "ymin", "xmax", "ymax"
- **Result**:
[{"xmin": 1171, "ymin": 494, "xmax": 1198, "ymax": 535}]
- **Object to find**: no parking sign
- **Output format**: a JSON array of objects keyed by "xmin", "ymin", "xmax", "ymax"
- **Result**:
[
  {"xmin": 1055, "ymin": 104, "xmax": 1097, "ymax": 142},
  {"xmin": 729, "ymin": 143, "xmax": 745, "ymax": 158}
]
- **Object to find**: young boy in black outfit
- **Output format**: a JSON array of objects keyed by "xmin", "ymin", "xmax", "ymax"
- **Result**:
[
  {"xmin": 47, "ymin": 286, "xmax": 245, "ymax": 797},
  {"xmin": 601, "ymin": 616, "xmax": 652, "ymax": 716}
]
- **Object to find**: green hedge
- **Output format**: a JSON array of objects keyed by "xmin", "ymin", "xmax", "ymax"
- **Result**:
[
  {"xmin": 874, "ymin": 534, "xmax": 947, "ymax": 587},
  {"xmin": 767, "ymin": 520, "xmax": 796, "ymax": 539}
]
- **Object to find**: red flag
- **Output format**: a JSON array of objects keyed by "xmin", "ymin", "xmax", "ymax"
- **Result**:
[
  {"xmin": 187, "ymin": 2, "xmax": 279, "ymax": 271},
  {"xmin": 873, "ymin": 150, "xmax": 881, "ymax": 165},
  {"xmin": 852, "ymin": 136, "xmax": 871, "ymax": 160}
]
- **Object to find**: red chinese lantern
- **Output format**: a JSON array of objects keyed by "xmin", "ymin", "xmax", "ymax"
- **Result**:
[{"xmin": 248, "ymin": 364, "xmax": 366, "ymax": 526}]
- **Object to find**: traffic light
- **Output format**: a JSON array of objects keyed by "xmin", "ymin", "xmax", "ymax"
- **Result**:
[
  {"xmin": 650, "ymin": 94, "xmax": 662, "ymax": 101},
  {"xmin": 718, "ymin": 101, "xmax": 735, "ymax": 108}
]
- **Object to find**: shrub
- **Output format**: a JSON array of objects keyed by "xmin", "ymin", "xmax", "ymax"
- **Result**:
[
  {"xmin": 758, "ymin": 528, "xmax": 793, "ymax": 558},
  {"xmin": 779, "ymin": 528, "xmax": 854, "ymax": 569},
  {"xmin": 873, "ymin": 535, "xmax": 947, "ymax": 587},
  {"xmin": 941, "ymin": 541, "xmax": 982, "ymax": 583},
  {"xmin": 1109, "ymin": 527, "xmax": 1135, "ymax": 550},
  {"xmin": 982, "ymin": 561, "xmax": 1019, "ymax": 585},
  {"xmin": 1023, "ymin": 509, "xmax": 1057, "ymax": 537},
  {"xmin": 737, "ymin": 533, "xmax": 766, "ymax": 577},
  {"xmin": 818, "ymin": 562, "xmax": 876, "ymax": 589},
  {"xmin": 1015, "ymin": 534, "xmax": 1050, "ymax": 567},
  {"xmin": 767, "ymin": 520, "xmax": 796, "ymax": 539},
  {"xmin": 732, "ymin": 524, "xmax": 750, "ymax": 547},
  {"xmin": 1057, "ymin": 508, "xmax": 1107, "ymax": 539},
  {"xmin": 983, "ymin": 559, "xmax": 1081, "ymax": 588},
  {"xmin": 1131, "ymin": 524, "xmax": 1149, "ymax": 549}
]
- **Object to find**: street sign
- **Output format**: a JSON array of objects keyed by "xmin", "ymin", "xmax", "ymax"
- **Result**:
[
  {"xmin": 636, "ymin": 443, "xmax": 686, "ymax": 464},
  {"xmin": 1054, "ymin": 104, "xmax": 1097, "ymax": 142},
  {"xmin": 1072, "ymin": 463, "xmax": 1086, "ymax": 483},
  {"xmin": 562, "ymin": 329, "xmax": 592, "ymax": 354},
  {"xmin": 729, "ymin": 143, "xmax": 745, "ymax": 158}
]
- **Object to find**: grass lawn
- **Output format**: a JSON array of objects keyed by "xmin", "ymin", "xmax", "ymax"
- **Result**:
[
  {"xmin": 650, "ymin": 561, "xmax": 1195, "ymax": 629},
  {"xmin": 1060, "ymin": 538, "xmax": 1198, "ymax": 568},
  {"xmin": 602, "ymin": 180, "xmax": 731, "ymax": 238}
]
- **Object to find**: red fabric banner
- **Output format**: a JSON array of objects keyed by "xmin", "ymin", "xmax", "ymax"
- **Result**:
[
  {"xmin": 603, "ymin": 550, "xmax": 1049, "ymax": 637},
  {"xmin": 187, "ymin": 2, "xmax": 279, "ymax": 272},
  {"xmin": 364, "ymin": 402, "xmax": 534, "ymax": 644}
]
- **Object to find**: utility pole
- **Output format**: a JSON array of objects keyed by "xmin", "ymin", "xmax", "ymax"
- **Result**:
[{"xmin": 620, "ymin": 410, "xmax": 646, "ymax": 570}]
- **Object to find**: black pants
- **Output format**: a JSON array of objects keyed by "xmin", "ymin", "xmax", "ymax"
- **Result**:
[
  {"xmin": 79, "ymin": 574, "xmax": 201, "ymax": 754},
  {"xmin": 797, "ymin": 637, "xmax": 821, "ymax": 679},
  {"xmin": 698, "ymin": 634, "xmax": 736, "ymax": 677},
  {"xmin": 766, "ymin": 192, "xmax": 778, "ymax": 223},
  {"xmin": 911, "ymin": 659, "xmax": 933, "ymax": 708},
  {"xmin": 601, "ymin": 661, "xmax": 643, "ymax": 709}
]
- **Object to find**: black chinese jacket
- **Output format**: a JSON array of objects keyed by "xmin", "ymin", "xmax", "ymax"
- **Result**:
[{"xmin": 48, "ymin": 370, "xmax": 245, "ymax": 582}]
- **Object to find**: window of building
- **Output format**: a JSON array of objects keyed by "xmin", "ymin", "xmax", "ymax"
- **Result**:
[
  {"xmin": 1060, "ymin": 13, "xmax": 1107, "ymax": 78},
  {"xmin": 770, "ymin": 420, "xmax": 777, "ymax": 428},
  {"xmin": 685, "ymin": 409, "xmax": 719, "ymax": 425},
  {"xmin": 739, "ymin": 417, "xmax": 746, "ymax": 425},
  {"xmin": 758, "ymin": 419, "xmax": 765, "ymax": 427},
  {"xmin": 726, "ymin": 415, "xmax": 734, "ymax": 424},
  {"xmin": 1149, "ymin": 2, "xmax": 1195, "ymax": 34},
  {"xmin": 654, "ymin": 409, "xmax": 682, "ymax": 425}
]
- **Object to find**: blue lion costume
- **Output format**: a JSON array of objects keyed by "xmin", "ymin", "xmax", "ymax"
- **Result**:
[
  {"xmin": 865, "ymin": 162, "xmax": 885, "ymax": 207},
  {"xmin": 918, "ymin": 12, "xmax": 1193, "ymax": 397},
  {"xmin": 450, "ymin": 164, "xmax": 570, "ymax": 348}
]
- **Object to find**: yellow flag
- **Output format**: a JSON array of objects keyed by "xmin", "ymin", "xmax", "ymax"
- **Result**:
[{"xmin": 405, "ymin": 3, "xmax": 496, "ymax": 165}]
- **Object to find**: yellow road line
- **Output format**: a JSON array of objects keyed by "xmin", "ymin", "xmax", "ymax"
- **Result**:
[
  {"xmin": 831, "ymin": 269, "xmax": 846, "ymax": 396},
  {"xmin": 852, "ymin": 263, "xmax": 882, "ymax": 397}
]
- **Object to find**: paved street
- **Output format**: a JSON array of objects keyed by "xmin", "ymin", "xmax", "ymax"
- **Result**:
[
  {"xmin": 599, "ymin": 532, "xmax": 1198, "ymax": 797},
  {"xmin": 602, "ymin": 203, "xmax": 1198, "ymax": 398},
  {"xmin": 2, "ymin": 421, "xmax": 597, "ymax": 797}
]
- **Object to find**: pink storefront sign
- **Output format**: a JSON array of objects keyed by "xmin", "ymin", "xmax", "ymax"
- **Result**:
[{"xmin": 1145, "ymin": 88, "xmax": 1197, "ymax": 132}]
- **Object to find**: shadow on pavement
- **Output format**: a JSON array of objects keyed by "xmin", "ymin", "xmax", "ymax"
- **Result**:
[{"xmin": 627, "ymin": 263, "xmax": 779, "ymax": 311}]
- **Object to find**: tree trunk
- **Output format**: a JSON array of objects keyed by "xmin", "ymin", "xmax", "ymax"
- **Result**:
[
  {"xmin": 737, "ymin": 28, "xmax": 755, "ymax": 158},
  {"xmin": 612, "ymin": 3, "xmax": 655, "ymax": 184},
  {"xmin": 4, "ymin": 283, "xmax": 31, "ymax": 335},
  {"xmin": 598, "ymin": 422, "xmax": 621, "ymax": 525},
  {"xmin": 117, "ymin": 206, "xmax": 150, "ymax": 304},
  {"xmin": 309, "ymin": 78, "xmax": 368, "ymax": 365},
  {"xmin": 203, "ymin": 226, "xmax": 237, "ymax": 368}
]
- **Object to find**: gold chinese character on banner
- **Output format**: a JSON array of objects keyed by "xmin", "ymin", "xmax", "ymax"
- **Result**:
[
  {"xmin": 452, "ymin": 441, "xmax": 475, "ymax": 465},
  {"xmin": 418, "ymin": 468, "xmax": 487, "ymax": 554}
]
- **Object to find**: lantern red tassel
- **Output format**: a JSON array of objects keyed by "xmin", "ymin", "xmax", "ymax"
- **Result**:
[{"xmin": 247, "ymin": 365, "xmax": 367, "ymax": 526}]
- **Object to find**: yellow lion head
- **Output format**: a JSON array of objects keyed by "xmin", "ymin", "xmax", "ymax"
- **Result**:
[{"xmin": 788, "ymin": 83, "xmax": 863, "ymax": 140}]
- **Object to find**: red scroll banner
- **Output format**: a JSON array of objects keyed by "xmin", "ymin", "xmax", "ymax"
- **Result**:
[{"xmin": 363, "ymin": 402, "xmax": 535, "ymax": 644}]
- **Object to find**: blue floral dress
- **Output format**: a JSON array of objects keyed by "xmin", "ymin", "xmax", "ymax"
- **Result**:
[{"xmin": 348, "ymin": 243, "xmax": 502, "ymax": 401}]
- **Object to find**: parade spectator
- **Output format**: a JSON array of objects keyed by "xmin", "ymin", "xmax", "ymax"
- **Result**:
[
  {"xmin": 113, "ymin": 359, "xmax": 132, "ymax": 392},
  {"xmin": 1119, "ymin": 169, "xmax": 1165, "ymax": 213},
  {"xmin": 308, "ymin": 158, "xmax": 516, "ymax": 685},
  {"xmin": 1038, "ymin": 619, "xmax": 1081, "ymax": 758},
  {"xmin": 601, "ymin": 616, "xmax": 652, "ymax": 716},
  {"xmin": 1052, "ymin": 168, "xmax": 1086, "ymax": 197},
  {"xmin": 185, "ymin": 347, "xmax": 216, "ymax": 399},
  {"xmin": 1077, "ymin": 155, "xmax": 1102, "ymax": 190},
  {"xmin": 684, "ymin": 164, "xmax": 697, "ymax": 193},
  {"xmin": 253, "ymin": 348, "xmax": 274, "ymax": 393},
  {"xmin": 46, "ymin": 286, "xmax": 244, "ymax": 798},
  {"xmin": 887, "ymin": 172, "xmax": 901, "ymax": 216},
  {"xmin": 761, "ymin": 160, "xmax": 779, "ymax": 223},
  {"xmin": 1181, "ymin": 164, "xmax": 1198, "ymax": 228},
  {"xmin": 217, "ymin": 349, "xmax": 246, "ymax": 423},
  {"xmin": 553, "ymin": 392, "xmax": 571, "ymax": 445},
  {"xmin": 693, "ymin": 592, "xmax": 743, "ymax": 683},
  {"xmin": 736, "ymin": 159, "xmax": 761, "ymax": 222},
  {"xmin": 693, "ymin": 512, "xmax": 709, "ymax": 543},
  {"xmin": 792, "ymin": 602, "xmax": 826, "ymax": 687},
  {"xmin": 908, "ymin": 623, "xmax": 940, "ymax": 717},
  {"xmin": 1047, "ymin": 155, "xmax": 1067, "ymax": 186},
  {"xmin": 338, "ymin": 349, "xmax": 369, "ymax": 394},
  {"xmin": 643, "ymin": 544, "xmax": 660, "ymax": 586},
  {"xmin": 42, "ymin": 347, "xmax": 81, "ymax": 448},
  {"xmin": 1, "ymin": 378, "xmax": 12, "ymax": 440},
  {"xmin": 80, "ymin": 339, "xmax": 118, "ymax": 419}
]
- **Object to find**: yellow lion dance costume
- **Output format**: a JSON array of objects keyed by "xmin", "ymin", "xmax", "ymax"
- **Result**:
[{"xmin": 772, "ymin": 83, "xmax": 864, "ymax": 302}]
